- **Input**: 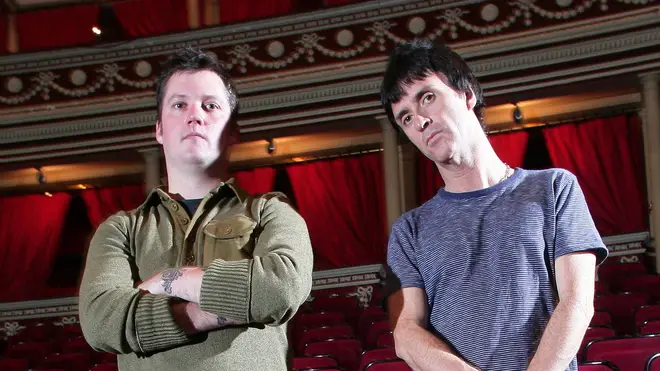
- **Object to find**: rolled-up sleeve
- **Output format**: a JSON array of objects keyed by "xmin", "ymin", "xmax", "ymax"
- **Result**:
[{"xmin": 79, "ymin": 214, "xmax": 190, "ymax": 355}]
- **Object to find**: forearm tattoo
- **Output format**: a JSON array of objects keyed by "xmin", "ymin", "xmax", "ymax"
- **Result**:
[
  {"xmin": 217, "ymin": 316, "xmax": 238, "ymax": 326},
  {"xmin": 161, "ymin": 268, "xmax": 183, "ymax": 294}
]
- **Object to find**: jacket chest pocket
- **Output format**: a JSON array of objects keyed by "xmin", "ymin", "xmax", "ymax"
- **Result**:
[{"xmin": 202, "ymin": 215, "xmax": 257, "ymax": 266}]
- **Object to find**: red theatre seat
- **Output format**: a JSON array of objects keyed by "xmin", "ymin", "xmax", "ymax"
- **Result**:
[
  {"xmin": 594, "ymin": 292, "xmax": 649, "ymax": 334},
  {"xmin": 578, "ymin": 361, "xmax": 619, "ymax": 371},
  {"xmin": 304, "ymin": 338, "xmax": 363, "ymax": 371},
  {"xmin": 292, "ymin": 355, "xmax": 339, "ymax": 370},
  {"xmin": 584, "ymin": 335, "xmax": 660, "ymax": 371},
  {"xmin": 364, "ymin": 359, "xmax": 412, "ymax": 371}
]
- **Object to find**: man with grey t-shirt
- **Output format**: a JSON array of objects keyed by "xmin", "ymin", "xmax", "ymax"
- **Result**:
[{"xmin": 380, "ymin": 39, "xmax": 607, "ymax": 371}]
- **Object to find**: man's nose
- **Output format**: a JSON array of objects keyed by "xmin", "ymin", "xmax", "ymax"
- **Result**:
[
  {"xmin": 187, "ymin": 105, "xmax": 204, "ymax": 125},
  {"xmin": 415, "ymin": 116, "xmax": 432, "ymax": 132}
]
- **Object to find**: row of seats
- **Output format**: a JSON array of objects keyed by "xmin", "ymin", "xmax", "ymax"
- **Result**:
[
  {"xmin": 294, "ymin": 348, "xmax": 410, "ymax": 371},
  {"xmin": 0, "ymin": 324, "xmax": 117, "ymax": 371}
]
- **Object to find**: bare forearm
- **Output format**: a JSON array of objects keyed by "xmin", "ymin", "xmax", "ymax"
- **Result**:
[
  {"xmin": 528, "ymin": 300, "xmax": 593, "ymax": 371},
  {"xmin": 395, "ymin": 324, "xmax": 478, "ymax": 371}
]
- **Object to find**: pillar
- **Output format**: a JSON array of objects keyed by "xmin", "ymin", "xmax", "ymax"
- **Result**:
[
  {"xmin": 398, "ymin": 141, "xmax": 418, "ymax": 213},
  {"xmin": 641, "ymin": 73, "xmax": 660, "ymax": 272},
  {"xmin": 381, "ymin": 118, "xmax": 402, "ymax": 235},
  {"xmin": 187, "ymin": 0, "xmax": 200, "ymax": 29},
  {"xmin": 7, "ymin": 14, "xmax": 18, "ymax": 53}
]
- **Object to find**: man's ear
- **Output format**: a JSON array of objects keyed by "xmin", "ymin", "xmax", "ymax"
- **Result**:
[
  {"xmin": 155, "ymin": 121, "xmax": 163, "ymax": 144},
  {"xmin": 465, "ymin": 88, "xmax": 477, "ymax": 111}
]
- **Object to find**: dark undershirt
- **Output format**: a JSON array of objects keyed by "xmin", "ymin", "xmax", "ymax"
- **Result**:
[{"xmin": 177, "ymin": 198, "xmax": 203, "ymax": 217}]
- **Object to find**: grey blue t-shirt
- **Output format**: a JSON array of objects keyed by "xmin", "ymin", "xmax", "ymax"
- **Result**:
[{"xmin": 387, "ymin": 168, "xmax": 607, "ymax": 371}]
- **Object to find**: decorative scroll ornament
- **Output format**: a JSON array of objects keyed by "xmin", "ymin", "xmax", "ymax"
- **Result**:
[
  {"xmin": 0, "ymin": 321, "xmax": 26, "ymax": 338},
  {"xmin": 348, "ymin": 285, "xmax": 374, "ymax": 308},
  {"xmin": 53, "ymin": 316, "xmax": 79, "ymax": 326},
  {"xmin": 619, "ymin": 255, "xmax": 640, "ymax": 263},
  {"xmin": 0, "ymin": 0, "xmax": 653, "ymax": 106},
  {"xmin": 1, "ymin": 63, "xmax": 156, "ymax": 105}
]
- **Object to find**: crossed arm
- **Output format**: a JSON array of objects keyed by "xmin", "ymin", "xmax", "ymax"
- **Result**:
[
  {"xmin": 137, "ymin": 267, "xmax": 239, "ymax": 334},
  {"xmin": 79, "ymin": 196, "xmax": 313, "ymax": 355}
]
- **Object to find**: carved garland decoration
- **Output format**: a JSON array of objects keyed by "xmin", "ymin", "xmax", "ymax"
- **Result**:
[{"xmin": 0, "ymin": 0, "xmax": 654, "ymax": 106}]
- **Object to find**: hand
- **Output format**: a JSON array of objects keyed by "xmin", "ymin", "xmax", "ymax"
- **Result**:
[
  {"xmin": 137, "ymin": 267, "xmax": 204, "ymax": 303},
  {"xmin": 171, "ymin": 301, "xmax": 241, "ymax": 335}
]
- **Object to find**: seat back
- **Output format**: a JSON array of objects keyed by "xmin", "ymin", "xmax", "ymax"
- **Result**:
[
  {"xmin": 42, "ymin": 352, "xmax": 92, "ymax": 371},
  {"xmin": 585, "ymin": 336, "xmax": 660, "ymax": 371},
  {"xmin": 591, "ymin": 311, "xmax": 612, "ymax": 327},
  {"xmin": 376, "ymin": 332, "xmax": 394, "ymax": 348},
  {"xmin": 647, "ymin": 353, "xmax": 660, "ymax": 371},
  {"xmin": 8, "ymin": 323, "xmax": 54, "ymax": 344},
  {"xmin": 304, "ymin": 338, "xmax": 363, "ymax": 371},
  {"xmin": 310, "ymin": 296, "xmax": 360, "ymax": 313},
  {"xmin": 292, "ymin": 355, "xmax": 339, "ymax": 370},
  {"xmin": 580, "ymin": 327, "xmax": 616, "ymax": 361},
  {"xmin": 595, "ymin": 292, "xmax": 649, "ymax": 334},
  {"xmin": 7, "ymin": 341, "xmax": 52, "ymax": 367},
  {"xmin": 359, "ymin": 348, "xmax": 398, "ymax": 371},
  {"xmin": 364, "ymin": 359, "xmax": 412, "ymax": 371},
  {"xmin": 298, "ymin": 325, "xmax": 354, "ymax": 355},
  {"xmin": 595, "ymin": 281, "xmax": 611, "ymax": 295},
  {"xmin": 56, "ymin": 325, "xmax": 84, "ymax": 340},
  {"xmin": 598, "ymin": 263, "xmax": 647, "ymax": 284},
  {"xmin": 620, "ymin": 275, "xmax": 660, "ymax": 302},
  {"xmin": 366, "ymin": 320, "xmax": 392, "ymax": 348},
  {"xmin": 294, "ymin": 312, "xmax": 346, "ymax": 348},
  {"xmin": 90, "ymin": 364, "xmax": 119, "ymax": 371},
  {"xmin": 578, "ymin": 361, "xmax": 619, "ymax": 370},
  {"xmin": 636, "ymin": 305, "xmax": 660, "ymax": 331},
  {"xmin": 358, "ymin": 309, "xmax": 388, "ymax": 343},
  {"xmin": 60, "ymin": 337, "xmax": 93, "ymax": 355},
  {"xmin": 640, "ymin": 320, "xmax": 660, "ymax": 335},
  {"xmin": 0, "ymin": 358, "xmax": 30, "ymax": 371}
]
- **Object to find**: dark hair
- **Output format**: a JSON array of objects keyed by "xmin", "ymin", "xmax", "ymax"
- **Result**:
[
  {"xmin": 156, "ymin": 46, "xmax": 239, "ymax": 124},
  {"xmin": 380, "ymin": 39, "xmax": 485, "ymax": 131}
]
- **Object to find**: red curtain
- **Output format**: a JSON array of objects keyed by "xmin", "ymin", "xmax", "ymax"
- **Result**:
[
  {"xmin": 417, "ymin": 130, "xmax": 529, "ymax": 204},
  {"xmin": 233, "ymin": 167, "xmax": 276, "ymax": 195},
  {"xmin": 81, "ymin": 185, "xmax": 146, "ymax": 229},
  {"xmin": 16, "ymin": 4, "xmax": 99, "ymax": 52},
  {"xmin": 0, "ymin": 14, "xmax": 7, "ymax": 55},
  {"xmin": 218, "ymin": 0, "xmax": 293, "ymax": 23},
  {"xmin": 324, "ymin": 0, "xmax": 363, "ymax": 5},
  {"xmin": 286, "ymin": 153, "xmax": 387, "ymax": 269},
  {"xmin": 0, "ymin": 193, "xmax": 72, "ymax": 302},
  {"xmin": 417, "ymin": 154, "xmax": 445, "ymax": 206},
  {"xmin": 112, "ymin": 0, "xmax": 189, "ymax": 38},
  {"xmin": 489, "ymin": 130, "xmax": 529, "ymax": 169},
  {"xmin": 542, "ymin": 114, "xmax": 647, "ymax": 236}
]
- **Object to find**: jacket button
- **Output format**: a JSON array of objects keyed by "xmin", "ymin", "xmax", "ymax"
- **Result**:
[
  {"xmin": 172, "ymin": 203, "xmax": 179, "ymax": 211},
  {"xmin": 186, "ymin": 254, "xmax": 195, "ymax": 263},
  {"xmin": 181, "ymin": 218, "xmax": 189, "ymax": 225},
  {"xmin": 223, "ymin": 227, "xmax": 233, "ymax": 235}
]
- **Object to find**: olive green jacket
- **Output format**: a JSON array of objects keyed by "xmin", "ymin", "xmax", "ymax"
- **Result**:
[{"xmin": 79, "ymin": 180, "xmax": 313, "ymax": 371}]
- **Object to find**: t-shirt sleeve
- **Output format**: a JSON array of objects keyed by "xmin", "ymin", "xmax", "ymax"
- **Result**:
[
  {"xmin": 554, "ymin": 170, "xmax": 608, "ymax": 265},
  {"xmin": 387, "ymin": 215, "xmax": 425, "ymax": 290}
]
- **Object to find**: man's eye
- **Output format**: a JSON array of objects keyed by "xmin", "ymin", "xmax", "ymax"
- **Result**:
[
  {"xmin": 173, "ymin": 102, "xmax": 185, "ymax": 109},
  {"xmin": 422, "ymin": 93, "xmax": 435, "ymax": 104},
  {"xmin": 402, "ymin": 115, "xmax": 412, "ymax": 125},
  {"xmin": 204, "ymin": 103, "xmax": 220, "ymax": 110}
]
